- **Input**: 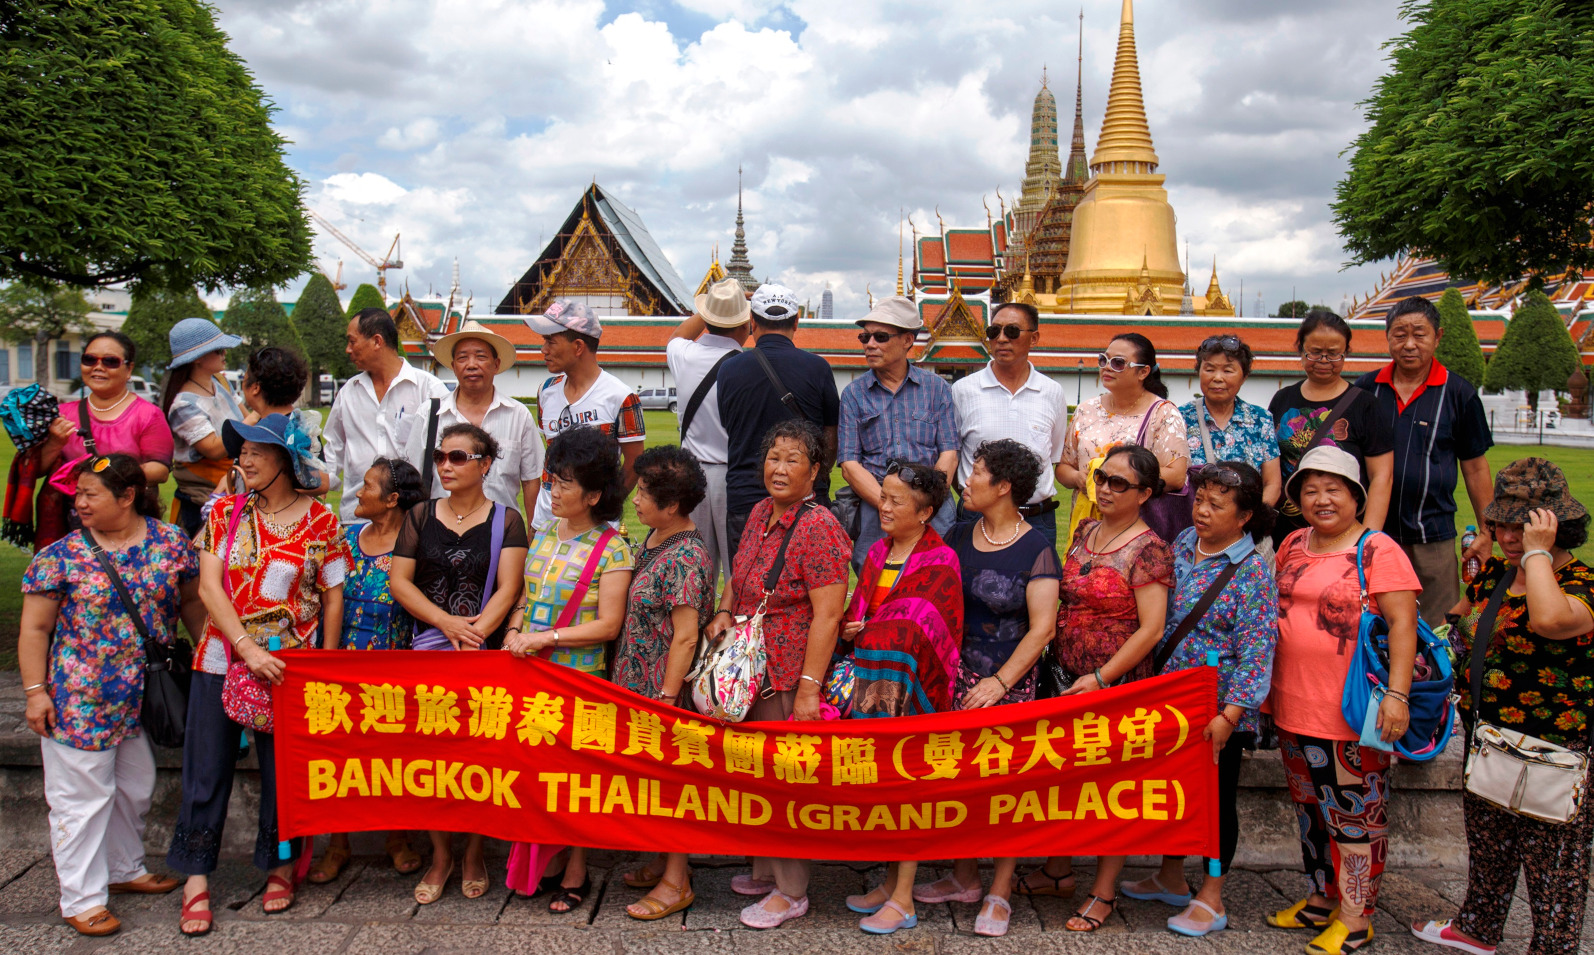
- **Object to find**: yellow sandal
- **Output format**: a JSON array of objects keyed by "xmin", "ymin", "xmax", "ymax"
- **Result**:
[
  {"xmin": 627, "ymin": 878, "xmax": 695, "ymax": 921},
  {"xmin": 1306, "ymin": 920, "xmax": 1373, "ymax": 954},
  {"xmin": 307, "ymin": 845, "xmax": 350, "ymax": 885},
  {"xmin": 1268, "ymin": 898, "xmax": 1339, "ymax": 930}
]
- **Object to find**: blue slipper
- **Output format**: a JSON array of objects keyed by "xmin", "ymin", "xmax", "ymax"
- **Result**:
[
  {"xmin": 1120, "ymin": 875, "xmax": 1192, "ymax": 908},
  {"xmin": 860, "ymin": 900, "xmax": 918, "ymax": 934},
  {"xmin": 1168, "ymin": 900, "xmax": 1228, "ymax": 937},
  {"xmin": 845, "ymin": 890, "xmax": 884, "ymax": 915}
]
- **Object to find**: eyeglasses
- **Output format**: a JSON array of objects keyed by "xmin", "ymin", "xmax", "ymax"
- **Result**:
[
  {"xmin": 985, "ymin": 324, "xmax": 1030, "ymax": 341},
  {"xmin": 885, "ymin": 460, "xmax": 939, "ymax": 492},
  {"xmin": 1092, "ymin": 470, "xmax": 1145, "ymax": 494},
  {"xmin": 858, "ymin": 330, "xmax": 899, "ymax": 345},
  {"xmin": 1200, "ymin": 335, "xmax": 1243, "ymax": 352},
  {"xmin": 91, "ymin": 457, "xmax": 111, "ymax": 473},
  {"xmin": 431, "ymin": 449, "xmax": 487, "ymax": 466},
  {"xmin": 1302, "ymin": 351, "xmax": 1345, "ymax": 364},
  {"xmin": 1097, "ymin": 354, "xmax": 1149, "ymax": 373},
  {"xmin": 1192, "ymin": 464, "xmax": 1243, "ymax": 488},
  {"xmin": 80, "ymin": 354, "xmax": 125, "ymax": 370}
]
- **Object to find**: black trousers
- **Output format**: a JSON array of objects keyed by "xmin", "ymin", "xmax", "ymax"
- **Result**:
[
  {"xmin": 166, "ymin": 672, "xmax": 301, "ymax": 874},
  {"xmin": 1213, "ymin": 731, "xmax": 1252, "ymax": 873}
]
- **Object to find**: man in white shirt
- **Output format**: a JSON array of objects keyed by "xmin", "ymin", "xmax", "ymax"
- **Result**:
[
  {"xmin": 523, "ymin": 300, "xmax": 646, "ymax": 531},
  {"xmin": 667, "ymin": 277, "xmax": 749, "ymax": 587},
  {"xmin": 402, "ymin": 319, "xmax": 542, "ymax": 518},
  {"xmin": 325, "ymin": 307, "xmax": 450, "ymax": 522},
  {"xmin": 950, "ymin": 301, "xmax": 1068, "ymax": 544}
]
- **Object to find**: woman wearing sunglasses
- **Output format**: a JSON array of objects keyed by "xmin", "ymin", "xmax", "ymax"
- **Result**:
[
  {"xmin": 1018, "ymin": 444, "xmax": 1173, "ymax": 932},
  {"xmin": 161, "ymin": 318, "xmax": 245, "ymax": 536},
  {"xmin": 34, "ymin": 332, "xmax": 173, "ymax": 549},
  {"xmin": 389, "ymin": 423, "xmax": 529, "ymax": 905},
  {"xmin": 1267, "ymin": 309, "xmax": 1393, "ymax": 548},
  {"xmin": 1057, "ymin": 333, "xmax": 1188, "ymax": 551},
  {"xmin": 839, "ymin": 460, "xmax": 962, "ymax": 935}
]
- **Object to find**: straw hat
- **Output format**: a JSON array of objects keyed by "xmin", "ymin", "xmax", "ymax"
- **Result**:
[
  {"xmin": 695, "ymin": 277, "xmax": 752, "ymax": 329},
  {"xmin": 430, "ymin": 319, "xmax": 517, "ymax": 370}
]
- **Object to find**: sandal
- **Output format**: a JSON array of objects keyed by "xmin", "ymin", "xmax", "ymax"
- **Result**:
[
  {"xmin": 1307, "ymin": 920, "xmax": 1374, "ymax": 954},
  {"xmin": 627, "ymin": 877, "xmax": 696, "ymax": 920},
  {"xmin": 307, "ymin": 844, "xmax": 350, "ymax": 884},
  {"xmin": 414, "ymin": 862, "xmax": 454, "ymax": 905},
  {"xmin": 549, "ymin": 875, "xmax": 591, "ymax": 914},
  {"xmin": 974, "ymin": 894, "xmax": 1012, "ymax": 937},
  {"xmin": 262, "ymin": 874, "xmax": 295, "ymax": 915},
  {"xmin": 859, "ymin": 899, "xmax": 918, "ymax": 935},
  {"xmin": 1066, "ymin": 894, "xmax": 1117, "ymax": 932},
  {"xmin": 624, "ymin": 858, "xmax": 665, "ymax": 889},
  {"xmin": 461, "ymin": 864, "xmax": 490, "ymax": 900},
  {"xmin": 1015, "ymin": 865, "xmax": 1076, "ymax": 898},
  {"xmin": 1121, "ymin": 873, "xmax": 1192, "ymax": 907},
  {"xmin": 179, "ymin": 889, "xmax": 213, "ymax": 937},
  {"xmin": 1269, "ymin": 898, "xmax": 1340, "ymax": 930},
  {"xmin": 386, "ymin": 835, "xmax": 422, "ymax": 875}
]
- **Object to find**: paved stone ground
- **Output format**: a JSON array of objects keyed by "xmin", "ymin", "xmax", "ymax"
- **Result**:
[{"xmin": 2, "ymin": 846, "xmax": 1589, "ymax": 955}]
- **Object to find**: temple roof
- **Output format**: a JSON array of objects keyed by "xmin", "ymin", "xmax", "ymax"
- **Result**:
[
  {"xmin": 1349, "ymin": 250, "xmax": 1594, "ymax": 323},
  {"xmin": 1091, "ymin": 0, "xmax": 1159, "ymax": 171}
]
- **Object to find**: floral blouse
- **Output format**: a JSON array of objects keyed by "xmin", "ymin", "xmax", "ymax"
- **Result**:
[
  {"xmin": 729, "ymin": 498, "xmax": 852, "ymax": 690},
  {"xmin": 1054, "ymin": 519, "xmax": 1174, "ymax": 682},
  {"xmin": 22, "ymin": 520, "xmax": 198, "ymax": 750},
  {"xmin": 525, "ymin": 524, "xmax": 635, "ymax": 674},
  {"xmin": 612, "ymin": 530, "xmax": 715, "ymax": 697},
  {"xmin": 1064, "ymin": 396, "xmax": 1188, "ymax": 512},
  {"xmin": 1458, "ymin": 556, "xmax": 1594, "ymax": 747},
  {"xmin": 1178, "ymin": 397, "xmax": 1280, "ymax": 470},
  {"xmin": 1159, "ymin": 527, "xmax": 1278, "ymax": 733},
  {"xmin": 341, "ymin": 524, "xmax": 411, "ymax": 650}
]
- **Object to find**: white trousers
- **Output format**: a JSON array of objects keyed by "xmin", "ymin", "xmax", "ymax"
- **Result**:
[
  {"xmin": 691, "ymin": 462, "xmax": 732, "ymax": 591},
  {"xmin": 40, "ymin": 733, "xmax": 156, "ymax": 917}
]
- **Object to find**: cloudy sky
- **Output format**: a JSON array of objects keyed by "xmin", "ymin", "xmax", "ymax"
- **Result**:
[{"xmin": 212, "ymin": 0, "xmax": 1411, "ymax": 318}]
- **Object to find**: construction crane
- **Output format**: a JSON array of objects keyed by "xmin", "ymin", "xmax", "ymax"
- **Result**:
[
  {"xmin": 317, "ymin": 257, "xmax": 346, "ymax": 291},
  {"xmin": 308, "ymin": 209, "xmax": 403, "ymax": 299}
]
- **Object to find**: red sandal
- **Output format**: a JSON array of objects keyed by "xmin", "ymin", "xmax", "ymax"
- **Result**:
[
  {"xmin": 262, "ymin": 874, "xmax": 295, "ymax": 915},
  {"xmin": 179, "ymin": 890, "xmax": 213, "ymax": 937}
]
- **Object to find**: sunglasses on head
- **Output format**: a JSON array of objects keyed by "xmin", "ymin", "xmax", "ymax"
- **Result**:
[
  {"xmin": 885, "ymin": 460, "xmax": 937, "ymax": 491},
  {"xmin": 91, "ymin": 457, "xmax": 111, "ymax": 473},
  {"xmin": 431, "ymin": 449, "xmax": 486, "ymax": 466},
  {"xmin": 1193, "ymin": 464, "xmax": 1243, "ymax": 488},
  {"xmin": 1201, "ymin": 335, "xmax": 1243, "ymax": 352},
  {"xmin": 1097, "ymin": 354, "xmax": 1148, "ymax": 373},
  {"xmin": 80, "ymin": 354, "xmax": 125, "ymax": 370},
  {"xmin": 858, "ymin": 330, "xmax": 900, "ymax": 345},
  {"xmin": 1092, "ymin": 470, "xmax": 1145, "ymax": 494},
  {"xmin": 984, "ymin": 323, "xmax": 1029, "ymax": 341}
]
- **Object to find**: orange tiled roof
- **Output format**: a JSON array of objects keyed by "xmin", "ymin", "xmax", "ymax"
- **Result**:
[{"xmin": 945, "ymin": 230, "xmax": 994, "ymax": 264}]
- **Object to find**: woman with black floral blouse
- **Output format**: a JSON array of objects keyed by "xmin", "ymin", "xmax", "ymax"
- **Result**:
[{"xmin": 1413, "ymin": 457, "xmax": 1594, "ymax": 955}]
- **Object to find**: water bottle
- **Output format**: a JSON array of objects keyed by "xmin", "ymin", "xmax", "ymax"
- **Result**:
[{"xmin": 1461, "ymin": 525, "xmax": 1482, "ymax": 582}]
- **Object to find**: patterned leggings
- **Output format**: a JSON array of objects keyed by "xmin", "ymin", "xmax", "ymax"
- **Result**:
[
  {"xmin": 1278, "ymin": 730, "xmax": 1393, "ymax": 918},
  {"xmin": 1453, "ymin": 776, "xmax": 1594, "ymax": 955}
]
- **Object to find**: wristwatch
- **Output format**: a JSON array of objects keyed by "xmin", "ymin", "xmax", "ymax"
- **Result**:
[{"xmin": 550, "ymin": 630, "xmax": 561, "ymax": 647}]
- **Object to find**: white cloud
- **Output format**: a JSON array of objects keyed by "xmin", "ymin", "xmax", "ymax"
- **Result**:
[
  {"xmin": 377, "ymin": 117, "xmax": 442, "ymax": 151},
  {"xmin": 322, "ymin": 172, "xmax": 409, "ymax": 206}
]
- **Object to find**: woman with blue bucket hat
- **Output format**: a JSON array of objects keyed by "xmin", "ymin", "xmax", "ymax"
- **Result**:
[{"xmin": 160, "ymin": 318, "xmax": 243, "ymax": 536}]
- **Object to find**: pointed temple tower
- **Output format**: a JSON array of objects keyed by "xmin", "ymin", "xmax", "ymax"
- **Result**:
[
  {"xmin": 1058, "ymin": 0, "xmax": 1191, "ymax": 315},
  {"xmin": 1010, "ymin": 71, "xmax": 1063, "ymax": 243},
  {"xmin": 725, "ymin": 167, "xmax": 758, "ymax": 294}
]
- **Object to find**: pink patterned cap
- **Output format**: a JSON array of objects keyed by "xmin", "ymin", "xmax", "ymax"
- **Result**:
[{"xmin": 523, "ymin": 299, "xmax": 603, "ymax": 339}]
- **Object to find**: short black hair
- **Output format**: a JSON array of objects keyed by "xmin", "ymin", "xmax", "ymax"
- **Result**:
[
  {"xmin": 759, "ymin": 417, "xmax": 824, "ymax": 467},
  {"xmin": 1103, "ymin": 443, "xmax": 1165, "ymax": 498},
  {"xmin": 751, "ymin": 313, "xmax": 798, "ymax": 333},
  {"xmin": 545, "ymin": 425, "xmax": 626, "ymax": 523},
  {"xmin": 1294, "ymin": 307, "xmax": 1353, "ymax": 352},
  {"xmin": 974, "ymin": 438, "xmax": 1042, "ymax": 505},
  {"xmin": 885, "ymin": 460, "xmax": 949, "ymax": 514},
  {"xmin": 439, "ymin": 422, "xmax": 500, "ymax": 460},
  {"xmin": 355, "ymin": 307, "xmax": 401, "ymax": 352},
  {"xmin": 1191, "ymin": 460, "xmax": 1276, "ymax": 540},
  {"xmin": 1195, "ymin": 334, "xmax": 1254, "ymax": 377},
  {"xmin": 635, "ymin": 445, "xmax": 707, "ymax": 517},
  {"xmin": 1386, "ymin": 296, "xmax": 1441, "ymax": 332},
  {"xmin": 245, "ymin": 346, "xmax": 309, "ymax": 407},
  {"xmin": 83, "ymin": 331, "xmax": 136, "ymax": 365},
  {"xmin": 991, "ymin": 301, "xmax": 1039, "ymax": 330},
  {"xmin": 554, "ymin": 329, "xmax": 601, "ymax": 354},
  {"xmin": 74, "ymin": 453, "xmax": 160, "ymax": 517},
  {"xmin": 370, "ymin": 456, "xmax": 427, "ymax": 512}
]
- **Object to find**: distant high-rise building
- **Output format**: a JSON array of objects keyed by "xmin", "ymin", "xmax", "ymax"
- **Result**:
[{"xmin": 821, "ymin": 284, "xmax": 834, "ymax": 321}]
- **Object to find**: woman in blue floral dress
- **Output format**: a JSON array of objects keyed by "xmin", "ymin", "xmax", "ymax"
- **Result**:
[{"xmin": 19, "ymin": 455, "xmax": 205, "ymax": 936}]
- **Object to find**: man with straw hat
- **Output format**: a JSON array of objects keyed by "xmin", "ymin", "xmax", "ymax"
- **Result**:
[
  {"xmin": 403, "ymin": 319, "xmax": 541, "ymax": 516},
  {"xmin": 668, "ymin": 276, "xmax": 751, "ymax": 587}
]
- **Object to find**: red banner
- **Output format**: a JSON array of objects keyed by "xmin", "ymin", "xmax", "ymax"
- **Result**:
[{"xmin": 273, "ymin": 651, "xmax": 1219, "ymax": 860}]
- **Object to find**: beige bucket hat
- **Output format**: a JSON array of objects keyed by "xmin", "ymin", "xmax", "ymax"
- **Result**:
[
  {"xmin": 695, "ymin": 277, "xmax": 752, "ymax": 328},
  {"xmin": 430, "ymin": 319, "xmax": 517, "ymax": 370},
  {"xmin": 1284, "ymin": 445, "xmax": 1367, "ymax": 512},
  {"xmin": 857, "ymin": 296, "xmax": 922, "ymax": 331}
]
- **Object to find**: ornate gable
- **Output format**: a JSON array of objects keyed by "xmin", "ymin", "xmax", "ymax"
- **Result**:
[{"xmin": 918, "ymin": 285, "xmax": 989, "ymax": 362}]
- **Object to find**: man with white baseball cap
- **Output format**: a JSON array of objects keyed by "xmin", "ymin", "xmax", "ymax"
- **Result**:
[
  {"xmin": 402, "ymin": 319, "xmax": 542, "ymax": 516},
  {"xmin": 715, "ymin": 283, "xmax": 840, "ymax": 563},
  {"xmin": 524, "ymin": 300, "xmax": 646, "ymax": 531},
  {"xmin": 838, "ymin": 295, "xmax": 958, "ymax": 571},
  {"xmin": 667, "ymin": 277, "xmax": 751, "ymax": 587}
]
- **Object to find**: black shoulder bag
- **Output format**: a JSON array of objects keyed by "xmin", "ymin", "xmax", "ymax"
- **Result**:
[
  {"xmin": 417, "ymin": 397, "xmax": 443, "ymax": 495},
  {"xmin": 88, "ymin": 534, "xmax": 192, "ymax": 748},
  {"xmin": 679, "ymin": 351, "xmax": 736, "ymax": 446},
  {"xmin": 751, "ymin": 347, "xmax": 808, "ymax": 421},
  {"xmin": 1153, "ymin": 557, "xmax": 1248, "ymax": 674},
  {"xmin": 1465, "ymin": 571, "xmax": 1514, "ymax": 734},
  {"xmin": 77, "ymin": 399, "xmax": 99, "ymax": 456}
]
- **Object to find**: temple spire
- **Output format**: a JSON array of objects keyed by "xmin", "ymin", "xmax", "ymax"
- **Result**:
[
  {"xmin": 896, "ymin": 210, "xmax": 905, "ymax": 296},
  {"xmin": 1090, "ymin": 0, "xmax": 1159, "ymax": 172},
  {"xmin": 1066, "ymin": 8, "xmax": 1089, "ymax": 184},
  {"xmin": 725, "ymin": 166, "xmax": 757, "ymax": 293},
  {"xmin": 1015, "ymin": 69, "xmax": 1063, "ymax": 218}
]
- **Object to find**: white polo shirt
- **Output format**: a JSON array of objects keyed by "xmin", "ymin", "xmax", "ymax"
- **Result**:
[
  {"xmin": 401, "ymin": 385, "xmax": 543, "ymax": 511},
  {"xmin": 950, "ymin": 362, "xmax": 1069, "ymax": 505},
  {"xmin": 324, "ymin": 360, "xmax": 450, "ymax": 522},
  {"xmin": 666, "ymin": 334, "xmax": 741, "ymax": 466}
]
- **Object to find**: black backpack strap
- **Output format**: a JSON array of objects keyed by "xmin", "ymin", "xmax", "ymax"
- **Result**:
[
  {"xmin": 77, "ymin": 398, "xmax": 97, "ymax": 457},
  {"xmin": 680, "ymin": 350, "xmax": 736, "ymax": 445},
  {"xmin": 762, "ymin": 501, "xmax": 813, "ymax": 594},
  {"xmin": 751, "ymin": 347, "xmax": 807, "ymax": 421},
  {"xmin": 1467, "ymin": 570, "xmax": 1514, "ymax": 727},
  {"xmin": 1154, "ymin": 555, "xmax": 1246, "ymax": 674},
  {"xmin": 418, "ymin": 397, "xmax": 442, "ymax": 493}
]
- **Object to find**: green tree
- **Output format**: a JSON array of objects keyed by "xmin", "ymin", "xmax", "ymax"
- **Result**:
[
  {"xmin": 0, "ymin": 1, "xmax": 310, "ymax": 290},
  {"xmin": 221, "ymin": 285, "xmax": 302, "ymax": 368},
  {"xmin": 1433, "ymin": 287, "xmax": 1486, "ymax": 388},
  {"xmin": 0, "ymin": 282, "xmax": 95, "ymax": 392},
  {"xmin": 345, "ymin": 283, "xmax": 386, "ymax": 317},
  {"xmin": 1272, "ymin": 300, "xmax": 1312, "ymax": 319},
  {"xmin": 295, "ymin": 273, "xmax": 351, "ymax": 403},
  {"xmin": 1483, "ymin": 290, "xmax": 1580, "ymax": 410},
  {"xmin": 1335, "ymin": 0, "xmax": 1594, "ymax": 288},
  {"xmin": 120, "ymin": 283, "xmax": 210, "ymax": 373}
]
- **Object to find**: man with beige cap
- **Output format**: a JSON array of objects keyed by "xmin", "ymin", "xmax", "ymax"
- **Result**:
[
  {"xmin": 668, "ymin": 277, "xmax": 751, "ymax": 587},
  {"xmin": 838, "ymin": 295, "xmax": 959, "ymax": 571},
  {"xmin": 402, "ymin": 319, "xmax": 542, "ymax": 516}
]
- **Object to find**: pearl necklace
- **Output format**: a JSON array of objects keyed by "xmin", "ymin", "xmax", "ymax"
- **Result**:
[
  {"xmin": 1195, "ymin": 536, "xmax": 1242, "ymax": 559},
  {"xmin": 979, "ymin": 516, "xmax": 1025, "ymax": 547},
  {"xmin": 87, "ymin": 390, "xmax": 132, "ymax": 414}
]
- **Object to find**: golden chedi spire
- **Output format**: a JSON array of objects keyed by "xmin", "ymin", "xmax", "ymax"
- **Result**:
[{"xmin": 1091, "ymin": 0, "xmax": 1159, "ymax": 171}]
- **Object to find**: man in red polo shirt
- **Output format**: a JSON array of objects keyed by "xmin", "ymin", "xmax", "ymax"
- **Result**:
[{"xmin": 1355, "ymin": 296, "xmax": 1495, "ymax": 625}]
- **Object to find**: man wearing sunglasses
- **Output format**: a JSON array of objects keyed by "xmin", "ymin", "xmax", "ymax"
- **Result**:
[
  {"xmin": 950, "ymin": 302, "xmax": 1068, "ymax": 544},
  {"xmin": 837, "ymin": 296, "xmax": 958, "ymax": 571}
]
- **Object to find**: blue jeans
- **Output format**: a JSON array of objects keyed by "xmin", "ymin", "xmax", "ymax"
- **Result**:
[{"xmin": 851, "ymin": 496, "xmax": 958, "ymax": 573}]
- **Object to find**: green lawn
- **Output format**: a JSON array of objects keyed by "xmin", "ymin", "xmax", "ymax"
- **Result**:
[{"xmin": 0, "ymin": 417, "xmax": 1584, "ymax": 670}]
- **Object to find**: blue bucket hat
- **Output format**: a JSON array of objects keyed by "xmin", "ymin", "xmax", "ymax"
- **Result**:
[
  {"xmin": 169, "ymin": 317, "xmax": 242, "ymax": 369},
  {"xmin": 223, "ymin": 414, "xmax": 320, "ymax": 490}
]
